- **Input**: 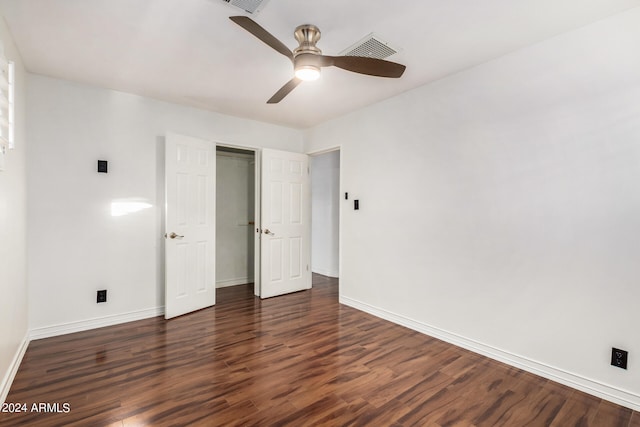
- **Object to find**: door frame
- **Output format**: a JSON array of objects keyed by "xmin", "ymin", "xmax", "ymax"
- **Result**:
[{"xmin": 308, "ymin": 146, "xmax": 342, "ymax": 283}]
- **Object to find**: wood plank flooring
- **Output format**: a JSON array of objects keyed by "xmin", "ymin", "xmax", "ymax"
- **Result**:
[{"xmin": 1, "ymin": 274, "xmax": 638, "ymax": 426}]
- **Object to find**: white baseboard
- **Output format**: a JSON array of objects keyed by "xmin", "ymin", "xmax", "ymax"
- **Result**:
[
  {"xmin": 312, "ymin": 268, "xmax": 339, "ymax": 278},
  {"xmin": 0, "ymin": 334, "xmax": 29, "ymax": 405},
  {"xmin": 29, "ymin": 307, "xmax": 164, "ymax": 341},
  {"xmin": 340, "ymin": 295, "xmax": 640, "ymax": 412},
  {"xmin": 216, "ymin": 277, "xmax": 251, "ymax": 288}
]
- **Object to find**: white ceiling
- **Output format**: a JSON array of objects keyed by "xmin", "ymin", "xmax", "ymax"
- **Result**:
[{"xmin": 1, "ymin": 0, "xmax": 639, "ymax": 128}]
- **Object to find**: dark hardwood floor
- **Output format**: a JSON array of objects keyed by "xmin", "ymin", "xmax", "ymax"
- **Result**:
[{"xmin": 2, "ymin": 274, "xmax": 638, "ymax": 426}]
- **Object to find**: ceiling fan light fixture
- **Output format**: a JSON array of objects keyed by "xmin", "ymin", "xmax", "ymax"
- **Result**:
[
  {"xmin": 229, "ymin": 16, "xmax": 406, "ymax": 103},
  {"xmin": 294, "ymin": 65, "xmax": 320, "ymax": 81}
]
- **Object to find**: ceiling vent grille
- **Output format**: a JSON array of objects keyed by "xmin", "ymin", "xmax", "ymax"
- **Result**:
[
  {"xmin": 219, "ymin": 0, "xmax": 270, "ymax": 14},
  {"xmin": 340, "ymin": 33, "xmax": 399, "ymax": 59}
]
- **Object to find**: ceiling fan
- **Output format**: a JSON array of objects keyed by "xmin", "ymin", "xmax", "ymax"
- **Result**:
[{"xmin": 229, "ymin": 16, "xmax": 407, "ymax": 104}]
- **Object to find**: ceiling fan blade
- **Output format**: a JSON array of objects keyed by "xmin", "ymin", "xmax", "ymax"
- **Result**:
[
  {"xmin": 267, "ymin": 78, "xmax": 302, "ymax": 104},
  {"xmin": 321, "ymin": 56, "xmax": 406, "ymax": 78},
  {"xmin": 229, "ymin": 16, "xmax": 293, "ymax": 61}
]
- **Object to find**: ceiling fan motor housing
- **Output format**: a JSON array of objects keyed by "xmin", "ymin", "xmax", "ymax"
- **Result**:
[{"xmin": 293, "ymin": 24, "xmax": 323, "ymax": 78}]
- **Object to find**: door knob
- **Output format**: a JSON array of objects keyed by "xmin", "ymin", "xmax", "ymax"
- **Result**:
[
  {"xmin": 264, "ymin": 229, "xmax": 275, "ymax": 236},
  {"xmin": 166, "ymin": 232, "xmax": 184, "ymax": 239}
]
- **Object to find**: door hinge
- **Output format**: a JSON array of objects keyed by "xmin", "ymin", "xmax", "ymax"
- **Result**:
[{"xmin": 306, "ymin": 265, "xmax": 309, "ymax": 271}]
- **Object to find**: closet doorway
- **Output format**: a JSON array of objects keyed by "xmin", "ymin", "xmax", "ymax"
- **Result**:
[{"xmin": 216, "ymin": 146, "xmax": 256, "ymax": 297}]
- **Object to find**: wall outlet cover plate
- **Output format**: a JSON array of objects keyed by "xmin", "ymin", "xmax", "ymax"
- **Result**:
[
  {"xmin": 611, "ymin": 347, "xmax": 628, "ymax": 370},
  {"xmin": 97, "ymin": 289, "xmax": 107, "ymax": 303}
]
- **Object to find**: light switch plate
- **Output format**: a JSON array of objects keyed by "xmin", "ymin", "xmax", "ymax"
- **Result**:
[{"xmin": 97, "ymin": 160, "xmax": 108, "ymax": 173}]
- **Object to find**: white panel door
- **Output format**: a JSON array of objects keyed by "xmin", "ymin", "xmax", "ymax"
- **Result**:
[
  {"xmin": 260, "ymin": 149, "xmax": 311, "ymax": 298},
  {"xmin": 165, "ymin": 133, "xmax": 216, "ymax": 319}
]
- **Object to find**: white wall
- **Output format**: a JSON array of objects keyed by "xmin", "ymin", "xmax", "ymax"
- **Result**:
[
  {"xmin": 311, "ymin": 150, "xmax": 340, "ymax": 277},
  {"xmin": 27, "ymin": 74, "xmax": 303, "ymax": 336},
  {"xmin": 306, "ymin": 7, "xmax": 640, "ymax": 410},
  {"xmin": 216, "ymin": 152, "xmax": 255, "ymax": 287},
  {"xmin": 0, "ymin": 17, "xmax": 28, "ymax": 403}
]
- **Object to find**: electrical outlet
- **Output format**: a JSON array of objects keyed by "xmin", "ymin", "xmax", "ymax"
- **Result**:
[
  {"xmin": 97, "ymin": 290, "xmax": 107, "ymax": 303},
  {"xmin": 611, "ymin": 348, "xmax": 628, "ymax": 370}
]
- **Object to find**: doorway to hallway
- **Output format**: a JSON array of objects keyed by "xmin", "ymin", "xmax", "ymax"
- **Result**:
[{"xmin": 310, "ymin": 149, "xmax": 340, "ymax": 279}]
